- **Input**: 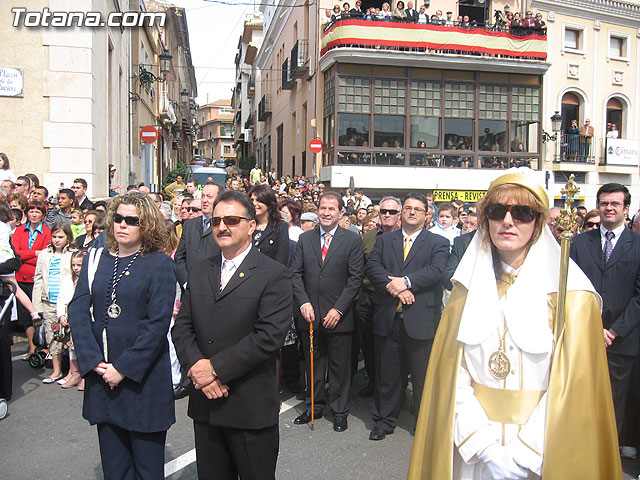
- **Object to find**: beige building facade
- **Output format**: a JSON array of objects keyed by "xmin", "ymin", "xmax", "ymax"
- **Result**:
[{"xmin": 196, "ymin": 100, "xmax": 235, "ymax": 163}]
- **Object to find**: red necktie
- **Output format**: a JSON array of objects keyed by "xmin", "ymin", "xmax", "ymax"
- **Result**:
[{"xmin": 322, "ymin": 233, "xmax": 332, "ymax": 261}]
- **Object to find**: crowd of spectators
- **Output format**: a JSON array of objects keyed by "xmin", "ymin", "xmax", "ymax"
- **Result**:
[{"xmin": 322, "ymin": 1, "xmax": 547, "ymax": 35}]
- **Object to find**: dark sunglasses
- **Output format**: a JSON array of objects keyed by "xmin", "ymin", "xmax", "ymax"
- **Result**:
[
  {"xmin": 211, "ymin": 215, "xmax": 251, "ymax": 227},
  {"xmin": 15, "ymin": 182, "xmax": 25, "ymax": 187},
  {"xmin": 186, "ymin": 207, "xmax": 201, "ymax": 213},
  {"xmin": 487, "ymin": 204, "xmax": 538, "ymax": 223},
  {"xmin": 380, "ymin": 209, "xmax": 399, "ymax": 215},
  {"xmin": 585, "ymin": 221, "xmax": 600, "ymax": 229},
  {"xmin": 113, "ymin": 213, "xmax": 141, "ymax": 226}
]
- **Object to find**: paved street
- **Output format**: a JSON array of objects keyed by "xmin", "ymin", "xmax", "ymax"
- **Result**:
[{"xmin": 2, "ymin": 339, "xmax": 640, "ymax": 479}]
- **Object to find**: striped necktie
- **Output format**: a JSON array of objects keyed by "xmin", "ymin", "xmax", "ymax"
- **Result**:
[{"xmin": 322, "ymin": 232, "xmax": 332, "ymax": 261}]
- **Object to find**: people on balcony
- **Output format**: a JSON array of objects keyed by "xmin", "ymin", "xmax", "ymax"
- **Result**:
[
  {"xmin": 323, "ymin": 8, "xmax": 333, "ymax": 25},
  {"xmin": 341, "ymin": 2, "xmax": 351, "ymax": 18},
  {"xmin": 565, "ymin": 119, "xmax": 581, "ymax": 162},
  {"xmin": 606, "ymin": 123, "xmax": 619, "ymax": 139},
  {"xmin": 580, "ymin": 119, "xmax": 594, "ymax": 159},
  {"xmin": 405, "ymin": 1, "xmax": 419, "ymax": 22},
  {"xmin": 350, "ymin": 0, "xmax": 364, "ymax": 18},
  {"xmin": 393, "ymin": 1, "xmax": 407, "ymax": 21},
  {"xmin": 378, "ymin": 3, "xmax": 392, "ymax": 20},
  {"xmin": 535, "ymin": 12, "xmax": 547, "ymax": 34},
  {"xmin": 444, "ymin": 11, "xmax": 454, "ymax": 26},
  {"xmin": 331, "ymin": 4, "xmax": 342, "ymax": 21},
  {"xmin": 522, "ymin": 11, "xmax": 536, "ymax": 29},
  {"xmin": 417, "ymin": 5, "xmax": 428, "ymax": 23}
]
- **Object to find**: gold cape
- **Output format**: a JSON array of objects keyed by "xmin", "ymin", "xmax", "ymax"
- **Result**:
[{"xmin": 408, "ymin": 285, "xmax": 622, "ymax": 479}]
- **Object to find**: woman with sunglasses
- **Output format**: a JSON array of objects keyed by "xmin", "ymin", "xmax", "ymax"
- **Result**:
[
  {"xmin": 581, "ymin": 209, "xmax": 601, "ymax": 233},
  {"xmin": 409, "ymin": 169, "xmax": 621, "ymax": 479},
  {"xmin": 69, "ymin": 191, "xmax": 177, "ymax": 479}
]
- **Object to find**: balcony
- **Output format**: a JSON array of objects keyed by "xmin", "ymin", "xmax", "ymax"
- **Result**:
[
  {"xmin": 282, "ymin": 58, "xmax": 296, "ymax": 90},
  {"xmin": 258, "ymin": 95, "xmax": 271, "ymax": 121},
  {"xmin": 244, "ymin": 114, "xmax": 255, "ymax": 130},
  {"xmin": 248, "ymin": 76, "xmax": 255, "ymax": 99},
  {"xmin": 554, "ymin": 133, "xmax": 596, "ymax": 165},
  {"xmin": 319, "ymin": 19, "xmax": 548, "ymax": 74},
  {"xmin": 290, "ymin": 40, "xmax": 309, "ymax": 79}
]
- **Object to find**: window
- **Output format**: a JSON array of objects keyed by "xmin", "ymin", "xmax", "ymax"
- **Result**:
[
  {"xmin": 374, "ymin": 115, "xmax": 404, "ymax": 148},
  {"xmin": 410, "ymin": 117, "xmax": 439, "ymax": 148},
  {"xmin": 224, "ymin": 145, "xmax": 231, "ymax": 154},
  {"xmin": 444, "ymin": 118, "xmax": 472, "ymax": 150},
  {"xmin": 563, "ymin": 27, "xmax": 583, "ymax": 51},
  {"xmin": 478, "ymin": 121, "xmax": 507, "ymax": 152},
  {"xmin": 609, "ymin": 34, "xmax": 627, "ymax": 59},
  {"xmin": 338, "ymin": 113, "xmax": 369, "ymax": 146}
]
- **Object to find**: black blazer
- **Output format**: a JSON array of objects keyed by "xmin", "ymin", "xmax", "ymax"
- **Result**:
[
  {"xmin": 291, "ymin": 226, "xmax": 364, "ymax": 333},
  {"xmin": 366, "ymin": 229, "xmax": 450, "ymax": 340},
  {"xmin": 571, "ymin": 228, "xmax": 640, "ymax": 355},
  {"xmin": 252, "ymin": 219, "xmax": 289, "ymax": 266},
  {"xmin": 172, "ymin": 247, "xmax": 292, "ymax": 430},
  {"xmin": 405, "ymin": 8, "xmax": 419, "ymax": 22},
  {"xmin": 78, "ymin": 196, "xmax": 94, "ymax": 211},
  {"xmin": 175, "ymin": 216, "xmax": 220, "ymax": 287},
  {"xmin": 442, "ymin": 231, "xmax": 475, "ymax": 290}
]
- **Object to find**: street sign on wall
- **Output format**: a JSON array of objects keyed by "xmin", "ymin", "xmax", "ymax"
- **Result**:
[
  {"xmin": 140, "ymin": 125, "xmax": 158, "ymax": 143},
  {"xmin": 309, "ymin": 138, "xmax": 323, "ymax": 153}
]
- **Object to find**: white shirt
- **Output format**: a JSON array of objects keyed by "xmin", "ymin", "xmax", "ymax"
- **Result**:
[
  {"xmin": 599, "ymin": 223, "xmax": 626, "ymax": 251},
  {"xmin": 319, "ymin": 225, "xmax": 339, "ymax": 249}
]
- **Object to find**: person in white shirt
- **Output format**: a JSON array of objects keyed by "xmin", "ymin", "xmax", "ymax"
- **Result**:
[{"xmin": 428, "ymin": 202, "xmax": 460, "ymax": 250}]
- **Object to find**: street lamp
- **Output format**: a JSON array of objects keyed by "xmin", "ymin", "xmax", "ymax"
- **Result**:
[
  {"xmin": 159, "ymin": 49, "xmax": 172, "ymax": 75},
  {"xmin": 542, "ymin": 111, "xmax": 563, "ymax": 143},
  {"xmin": 180, "ymin": 88, "xmax": 189, "ymax": 105}
]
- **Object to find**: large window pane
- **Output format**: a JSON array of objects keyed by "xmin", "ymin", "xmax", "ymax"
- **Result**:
[
  {"xmin": 444, "ymin": 118, "xmax": 472, "ymax": 150},
  {"xmin": 375, "ymin": 152, "xmax": 404, "ymax": 165},
  {"xmin": 510, "ymin": 121, "xmax": 539, "ymax": 153},
  {"xmin": 478, "ymin": 120, "xmax": 507, "ymax": 152},
  {"xmin": 443, "ymin": 155, "xmax": 472, "ymax": 168},
  {"xmin": 338, "ymin": 113, "xmax": 369, "ymax": 146},
  {"xmin": 410, "ymin": 154, "xmax": 443, "ymax": 166},
  {"xmin": 480, "ymin": 156, "xmax": 508, "ymax": 169},
  {"xmin": 337, "ymin": 151, "xmax": 372, "ymax": 165},
  {"xmin": 374, "ymin": 115, "xmax": 404, "ymax": 147},
  {"xmin": 410, "ymin": 117, "xmax": 439, "ymax": 148}
]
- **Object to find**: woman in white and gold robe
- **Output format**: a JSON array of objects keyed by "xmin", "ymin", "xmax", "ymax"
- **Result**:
[{"xmin": 409, "ymin": 170, "xmax": 622, "ymax": 480}]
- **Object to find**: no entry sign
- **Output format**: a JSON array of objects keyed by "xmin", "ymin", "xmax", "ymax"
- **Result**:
[
  {"xmin": 140, "ymin": 125, "xmax": 158, "ymax": 143},
  {"xmin": 308, "ymin": 138, "xmax": 323, "ymax": 153}
]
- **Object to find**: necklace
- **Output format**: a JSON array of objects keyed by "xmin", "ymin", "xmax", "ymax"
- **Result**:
[
  {"xmin": 488, "ymin": 322, "xmax": 511, "ymax": 380},
  {"xmin": 107, "ymin": 248, "xmax": 141, "ymax": 319}
]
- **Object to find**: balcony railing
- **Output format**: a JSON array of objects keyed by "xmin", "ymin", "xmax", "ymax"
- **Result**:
[
  {"xmin": 244, "ymin": 114, "xmax": 255, "ymax": 130},
  {"xmin": 321, "ymin": 19, "xmax": 547, "ymax": 62},
  {"xmin": 248, "ymin": 75, "xmax": 255, "ymax": 99},
  {"xmin": 258, "ymin": 94, "xmax": 271, "ymax": 121},
  {"xmin": 290, "ymin": 40, "xmax": 309, "ymax": 79},
  {"xmin": 554, "ymin": 133, "xmax": 596, "ymax": 164},
  {"xmin": 282, "ymin": 58, "xmax": 296, "ymax": 90}
]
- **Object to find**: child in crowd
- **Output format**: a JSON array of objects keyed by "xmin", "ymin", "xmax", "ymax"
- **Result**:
[
  {"xmin": 56, "ymin": 249, "xmax": 87, "ymax": 390},
  {"xmin": 32, "ymin": 222, "xmax": 75, "ymax": 383},
  {"xmin": 69, "ymin": 209, "xmax": 86, "ymax": 239},
  {"xmin": 428, "ymin": 202, "xmax": 461, "ymax": 250}
]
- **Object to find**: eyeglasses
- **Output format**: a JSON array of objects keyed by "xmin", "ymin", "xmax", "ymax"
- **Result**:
[
  {"xmin": 186, "ymin": 207, "xmax": 201, "ymax": 213},
  {"xmin": 15, "ymin": 182, "xmax": 25, "ymax": 187},
  {"xmin": 211, "ymin": 215, "xmax": 252, "ymax": 227},
  {"xmin": 402, "ymin": 206, "xmax": 426, "ymax": 213},
  {"xmin": 598, "ymin": 201, "xmax": 623, "ymax": 208},
  {"xmin": 113, "ymin": 213, "xmax": 141, "ymax": 226},
  {"xmin": 487, "ymin": 204, "xmax": 538, "ymax": 223},
  {"xmin": 379, "ymin": 209, "xmax": 399, "ymax": 215},
  {"xmin": 585, "ymin": 221, "xmax": 600, "ymax": 229}
]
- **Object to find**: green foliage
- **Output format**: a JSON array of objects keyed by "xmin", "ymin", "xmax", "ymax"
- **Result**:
[
  {"xmin": 162, "ymin": 161, "xmax": 188, "ymax": 190},
  {"xmin": 238, "ymin": 155, "xmax": 255, "ymax": 175}
]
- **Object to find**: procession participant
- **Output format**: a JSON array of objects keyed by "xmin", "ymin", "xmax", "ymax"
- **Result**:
[
  {"xmin": 409, "ymin": 169, "xmax": 621, "ymax": 479},
  {"xmin": 69, "ymin": 191, "xmax": 177, "ymax": 479}
]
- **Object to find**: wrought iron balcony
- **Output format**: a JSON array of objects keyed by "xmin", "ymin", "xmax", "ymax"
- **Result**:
[
  {"xmin": 290, "ymin": 40, "xmax": 309, "ymax": 79},
  {"xmin": 258, "ymin": 95, "xmax": 271, "ymax": 121},
  {"xmin": 282, "ymin": 58, "xmax": 296, "ymax": 90}
]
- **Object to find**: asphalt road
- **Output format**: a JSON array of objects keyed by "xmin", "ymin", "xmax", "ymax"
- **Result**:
[{"xmin": 2, "ymin": 340, "xmax": 640, "ymax": 479}]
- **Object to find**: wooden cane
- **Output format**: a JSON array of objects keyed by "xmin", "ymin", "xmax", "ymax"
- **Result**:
[{"xmin": 309, "ymin": 322, "xmax": 315, "ymax": 431}]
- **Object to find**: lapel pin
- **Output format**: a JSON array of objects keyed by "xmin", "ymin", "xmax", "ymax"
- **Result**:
[
  {"xmin": 125, "ymin": 271, "xmax": 130, "ymax": 275},
  {"xmin": 239, "ymin": 272, "xmax": 245, "ymax": 278}
]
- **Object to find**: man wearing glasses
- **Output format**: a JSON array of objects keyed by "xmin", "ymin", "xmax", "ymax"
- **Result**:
[
  {"xmin": 172, "ymin": 190, "xmax": 292, "ymax": 480},
  {"xmin": 357, "ymin": 196, "xmax": 402, "ymax": 398},
  {"xmin": 571, "ymin": 183, "xmax": 640, "ymax": 450},
  {"xmin": 14, "ymin": 176, "xmax": 30, "ymax": 197},
  {"xmin": 365, "ymin": 193, "xmax": 449, "ymax": 441}
]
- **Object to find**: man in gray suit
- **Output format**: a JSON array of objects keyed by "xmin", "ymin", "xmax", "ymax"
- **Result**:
[
  {"xmin": 366, "ymin": 193, "xmax": 449, "ymax": 440},
  {"xmin": 175, "ymin": 183, "xmax": 222, "ymax": 288},
  {"xmin": 292, "ymin": 192, "xmax": 364, "ymax": 432}
]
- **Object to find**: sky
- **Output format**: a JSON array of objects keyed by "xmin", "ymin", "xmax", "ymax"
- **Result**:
[{"xmin": 172, "ymin": 0, "xmax": 258, "ymax": 105}]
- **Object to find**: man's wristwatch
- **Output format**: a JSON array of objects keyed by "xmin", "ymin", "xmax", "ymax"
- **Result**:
[{"xmin": 404, "ymin": 276, "xmax": 410, "ymax": 288}]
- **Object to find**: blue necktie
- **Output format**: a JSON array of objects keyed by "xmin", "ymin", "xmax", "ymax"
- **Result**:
[{"xmin": 603, "ymin": 231, "xmax": 614, "ymax": 263}]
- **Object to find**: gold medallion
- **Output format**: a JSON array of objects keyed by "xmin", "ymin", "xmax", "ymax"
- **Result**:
[{"xmin": 488, "ymin": 350, "xmax": 511, "ymax": 380}]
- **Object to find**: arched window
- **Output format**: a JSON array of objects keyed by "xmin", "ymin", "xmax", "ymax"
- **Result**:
[
  {"xmin": 561, "ymin": 92, "xmax": 581, "ymax": 133},
  {"xmin": 606, "ymin": 97, "xmax": 623, "ymax": 138}
]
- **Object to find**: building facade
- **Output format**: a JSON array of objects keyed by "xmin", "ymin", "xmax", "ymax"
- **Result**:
[
  {"xmin": 246, "ymin": 0, "xmax": 639, "ymax": 206},
  {"xmin": 196, "ymin": 99, "xmax": 235, "ymax": 163}
]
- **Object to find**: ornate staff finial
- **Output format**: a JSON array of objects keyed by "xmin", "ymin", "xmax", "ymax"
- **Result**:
[{"xmin": 557, "ymin": 174, "xmax": 580, "ymax": 241}]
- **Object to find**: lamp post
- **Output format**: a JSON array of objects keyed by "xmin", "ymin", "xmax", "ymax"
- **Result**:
[
  {"xmin": 159, "ymin": 49, "xmax": 172, "ymax": 75},
  {"xmin": 180, "ymin": 88, "xmax": 189, "ymax": 106}
]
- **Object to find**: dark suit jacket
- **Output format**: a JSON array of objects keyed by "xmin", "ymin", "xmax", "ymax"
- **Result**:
[
  {"xmin": 442, "ymin": 230, "xmax": 476, "ymax": 290},
  {"xmin": 175, "ymin": 216, "xmax": 220, "ymax": 287},
  {"xmin": 253, "ymin": 219, "xmax": 289, "ymax": 266},
  {"xmin": 571, "ymin": 228, "xmax": 640, "ymax": 355},
  {"xmin": 405, "ymin": 8, "xmax": 418, "ymax": 22},
  {"xmin": 366, "ymin": 229, "xmax": 450, "ymax": 340},
  {"xmin": 78, "ymin": 196, "xmax": 95, "ymax": 211},
  {"xmin": 172, "ymin": 247, "xmax": 292, "ymax": 430},
  {"xmin": 291, "ymin": 226, "xmax": 364, "ymax": 333}
]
